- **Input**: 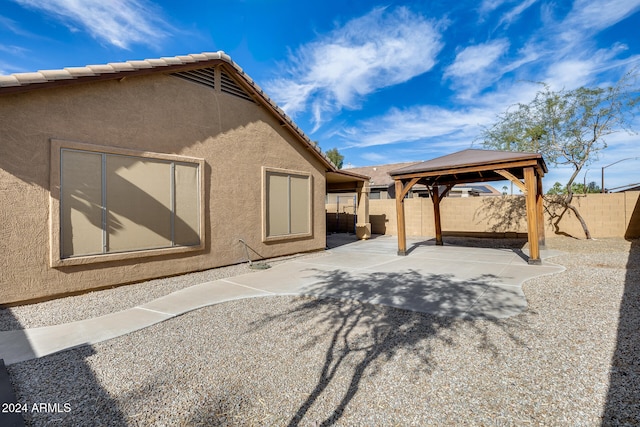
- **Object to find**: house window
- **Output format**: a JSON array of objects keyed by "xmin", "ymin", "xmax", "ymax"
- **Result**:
[
  {"xmin": 263, "ymin": 167, "xmax": 312, "ymax": 241},
  {"xmin": 50, "ymin": 140, "xmax": 204, "ymax": 266}
]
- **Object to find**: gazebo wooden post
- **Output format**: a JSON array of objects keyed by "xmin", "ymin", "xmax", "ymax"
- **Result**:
[
  {"xmin": 524, "ymin": 167, "xmax": 541, "ymax": 264},
  {"xmin": 431, "ymin": 185, "xmax": 444, "ymax": 246},
  {"xmin": 536, "ymin": 174, "xmax": 545, "ymax": 248},
  {"xmin": 395, "ymin": 180, "xmax": 407, "ymax": 256}
]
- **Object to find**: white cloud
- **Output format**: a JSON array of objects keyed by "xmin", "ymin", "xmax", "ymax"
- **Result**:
[
  {"xmin": 266, "ymin": 6, "xmax": 444, "ymax": 130},
  {"xmin": 479, "ymin": 0, "xmax": 510, "ymax": 14},
  {"xmin": 332, "ymin": 78, "xmax": 543, "ymax": 154},
  {"xmin": 359, "ymin": 152, "xmax": 389, "ymax": 164},
  {"xmin": 445, "ymin": 39, "xmax": 510, "ymax": 79},
  {"xmin": 443, "ymin": 39, "xmax": 517, "ymax": 99},
  {"xmin": 471, "ymin": 0, "xmax": 640, "ymax": 93},
  {"xmin": 564, "ymin": 0, "xmax": 640, "ymax": 33},
  {"xmin": 497, "ymin": 0, "xmax": 539, "ymax": 27},
  {"xmin": 338, "ymin": 105, "xmax": 496, "ymax": 149},
  {"xmin": 12, "ymin": 0, "xmax": 172, "ymax": 49}
]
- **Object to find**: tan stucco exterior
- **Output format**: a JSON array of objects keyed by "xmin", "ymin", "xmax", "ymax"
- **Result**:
[{"xmin": 0, "ymin": 68, "xmax": 330, "ymax": 304}]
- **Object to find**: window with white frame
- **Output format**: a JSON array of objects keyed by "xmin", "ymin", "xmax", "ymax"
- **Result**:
[
  {"xmin": 263, "ymin": 167, "xmax": 312, "ymax": 241},
  {"xmin": 51, "ymin": 140, "xmax": 204, "ymax": 265}
]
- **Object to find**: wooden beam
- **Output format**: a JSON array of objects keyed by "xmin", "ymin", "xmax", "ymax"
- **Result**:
[
  {"xmin": 524, "ymin": 167, "xmax": 541, "ymax": 264},
  {"xmin": 326, "ymin": 182, "xmax": 359, "ymax": 192},
  {"xmin": 422, "ymin": 175, "xmax": 515, "ymax": 187},
  {"xmin": 432, "ymin": 185, "xmax": 444, "ymax": 246},
  {"xmin": 495, "ymin": 169, "xmax": 527, "ymax": 194},
  {"xmin": 537, "ymin": 174, "xmax": 546, "ymax": 247},
  {"xmin": 395, "ymin": 180, "xmax": 407, "ymax": 256},
  {"xmin": 399, "ymin": 177, "xmax": 421, "ymax": 200},
  {"xmin": 390, "ymin": 159, "xmax": 540, "ymax": 180}
]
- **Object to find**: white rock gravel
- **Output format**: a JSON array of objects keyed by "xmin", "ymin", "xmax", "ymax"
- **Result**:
[
  {"xmin": 4, "ymin": 237, "xmax": 639, "ymax": 426},
  {"xmin": 0, "ymin": 251, "xmax": 324, "ymax": 331}
]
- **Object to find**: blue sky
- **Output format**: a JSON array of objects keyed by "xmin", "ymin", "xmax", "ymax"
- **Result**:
[{"xmin": 2, "ymin": 0, "xmax": 640, "ymax": 191}]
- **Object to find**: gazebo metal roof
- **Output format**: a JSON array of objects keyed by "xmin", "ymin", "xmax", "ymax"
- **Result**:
[{"xmin": 389, "ymin": 149, "xmax": 547, "ymax": 184}]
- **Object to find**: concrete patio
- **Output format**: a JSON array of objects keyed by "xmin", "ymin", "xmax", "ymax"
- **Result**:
[{"xmin": 0, "ymin": 235, "xmax": 564, "ymax": 365}]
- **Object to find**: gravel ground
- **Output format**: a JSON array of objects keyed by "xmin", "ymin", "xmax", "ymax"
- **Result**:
[
  {"xmin": 0, "ymin": 251, "xmax": 325, "ymax": 331},
  {"xmin": 4, "ymin": 236, "xmax": 639, "ymax": 426}
]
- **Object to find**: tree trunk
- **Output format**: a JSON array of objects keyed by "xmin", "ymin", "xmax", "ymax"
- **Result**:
[
  {"xmin": 563, "ymin": 166, "xmax": 592, "ymax": 240},
  {"xmin": 564, "ymin": 192, "xmax": 592, "ymax": 239},
  {"xmin": 566, "ymin": 201, "xmax": 592, "ymax": 239}
]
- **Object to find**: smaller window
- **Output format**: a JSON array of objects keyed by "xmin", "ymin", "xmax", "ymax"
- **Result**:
[{"xmin": 263, "ymin": 167, "xmax": 313, "ymax": 242}]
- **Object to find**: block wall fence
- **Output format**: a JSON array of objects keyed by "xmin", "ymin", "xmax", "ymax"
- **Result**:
[{"xmin": 328, "ymin": 192, "xmax": 640, "ymax": 239}]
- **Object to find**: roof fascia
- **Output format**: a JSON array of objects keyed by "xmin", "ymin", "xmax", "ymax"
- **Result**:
[{"xmin": 217, "ymin": 62, "xmax": 338, "ymax": 172}]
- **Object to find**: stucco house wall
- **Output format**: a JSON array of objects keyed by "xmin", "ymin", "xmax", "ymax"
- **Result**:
[{"xmin": 0, "ymin": 61, "xmax": 329, "ymax": 305}]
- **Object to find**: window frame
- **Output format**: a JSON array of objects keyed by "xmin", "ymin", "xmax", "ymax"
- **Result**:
[
  {"xmin": 49, "ymin": 139, "xmax": 205, "ymax": 267},
  {"xmin": 262, "ymin": 166, "xmax": 313, "ymax": 242}
]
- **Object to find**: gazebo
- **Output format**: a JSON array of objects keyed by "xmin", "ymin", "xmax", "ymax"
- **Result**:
[{"xmin": 389, "ymin": 149, "xmax": 548, "ymax": 264}]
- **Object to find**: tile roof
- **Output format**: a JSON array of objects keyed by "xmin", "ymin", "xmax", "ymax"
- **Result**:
[
  {"xmin": 0, "ymin": 52, "xmax": 226, "ymax": 88},
  {"xmin": 0, "ymin": 51, "xmax": 359, "ymax": 176},
  {"xmin": 347, "ymin": 162, "xmax": 502, "ymax": 195},
  {"xmin": 345, "ymin": 162, "xmax": 420, "ymax": 187}
]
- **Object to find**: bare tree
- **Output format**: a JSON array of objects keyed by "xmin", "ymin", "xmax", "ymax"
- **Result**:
[{"xmin": 481, "ymin": 71, "xmax": 639, "ymax": 238}]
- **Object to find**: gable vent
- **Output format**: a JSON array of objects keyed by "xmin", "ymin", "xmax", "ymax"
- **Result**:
[
  {"xmin": 221, "ymin": 70, "xmax": 255, "ymax": 103},
  {"xmin": 172, "ymin": 68, "xmax": 216, "ymax": 89}
]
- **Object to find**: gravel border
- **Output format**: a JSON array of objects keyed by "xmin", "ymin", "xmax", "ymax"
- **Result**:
[
  {"xmin": 4, "ymin": 236, "xmax": 639, "ymax": 426},
  {"xmin": 0, "ymin": 250, "xmax": 326, "ymax": 331}
]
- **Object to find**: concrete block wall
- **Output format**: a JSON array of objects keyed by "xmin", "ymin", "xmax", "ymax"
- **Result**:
[
  {"xmin": 331, "ymin": 192, "xmax": 640, "ymax": 239},
  {"xmin": 370, "ymin": 199, "xmax": 396, "ymax": 235}
]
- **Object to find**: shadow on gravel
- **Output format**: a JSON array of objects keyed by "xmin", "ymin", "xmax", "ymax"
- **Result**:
[
  {"xmin": 602, "ymin": 238, "xmax": 640, "ymax": 426},
  {"xmin": 254, "ymin": 269, "xmax": 531, "ymax": 426},
  {"xmin": 0, "ymin": 307, "xmax": 125, "ymax": 426}
]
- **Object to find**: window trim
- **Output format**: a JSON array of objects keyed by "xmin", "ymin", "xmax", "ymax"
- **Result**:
[
  {"xmin": 49, "ymin": 139, "xmax": 205, "ymax": 267},
  {"xmin": 262, "ymin": 166, "xmax": 313, "ymax": 242}
]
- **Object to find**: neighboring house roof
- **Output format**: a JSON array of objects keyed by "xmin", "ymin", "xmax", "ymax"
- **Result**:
[
  {"xmin": 346, "ymin": 162, "xmax": 419, "ymax": 187},
  {"xmin": 346, "ymin": 161, "xmax": 502, "ymax": 195},
  {"xmin": 460, "ymin": 184, "xmax": 503, "ymax": 195},
  {"xmin": 0, "ymin": 51, "xmax": 368, "ymax": 183},
  {"xmin": 612, "ymin": 184, "xmax": 640, "ymax": 192}
]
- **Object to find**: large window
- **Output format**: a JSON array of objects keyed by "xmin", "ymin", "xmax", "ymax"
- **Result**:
[
  {"xmin": 263, "ymin": 167, "xmax": 312, "ymax": 241},
  {"xmin": 50, "ymin": 140, "xmax": 204, "ymax": 266}
]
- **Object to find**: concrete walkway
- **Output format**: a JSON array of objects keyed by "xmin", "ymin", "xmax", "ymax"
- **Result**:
[{"xmin": 0, "ymin": 236, "xmax": 564, "ymax": 365}]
